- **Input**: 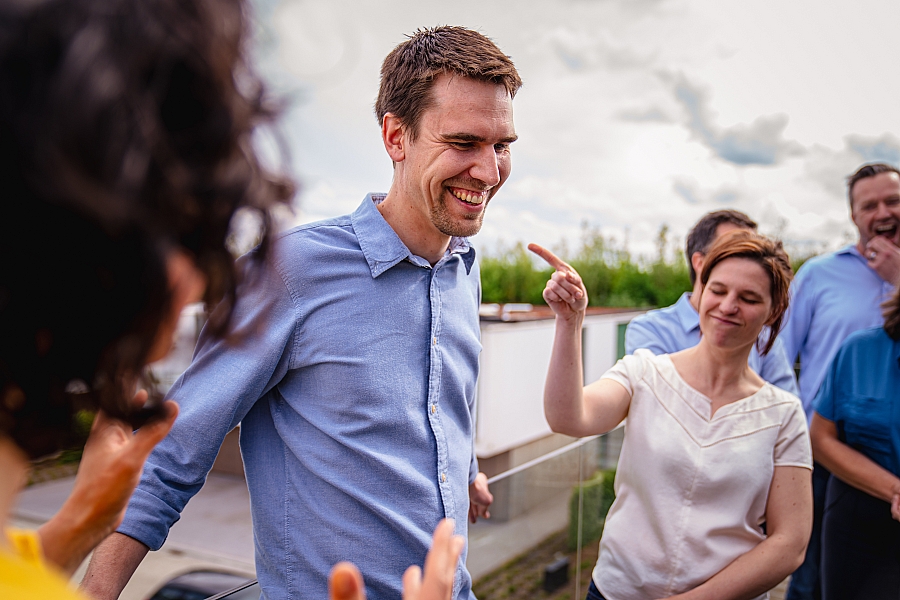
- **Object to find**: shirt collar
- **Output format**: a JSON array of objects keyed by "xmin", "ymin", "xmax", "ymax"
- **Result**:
[
  {"xmin": 836, "ymin": 243, "xmax": 893, "ymax": 282},
  {"xmin": 351, "ymin": 194, "xmax": 476, "ymax": 278},
  {"xmin": 673, "ymin": 292, "xmax": 700, "ymax": 333},
  {"xmin": 836, "ymin": 243, "xmax": 863, "ymax": 259}
]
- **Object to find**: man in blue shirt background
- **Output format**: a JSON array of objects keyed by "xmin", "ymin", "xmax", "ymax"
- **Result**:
[
  {"xmin": 625, "ymin": 209, "xmax": 799, "ymax": 394},
  {"xmin": 781, "ymin": 162, "xmax": 900, "ymax": 600},
  {"xmin": 82, "ymin": 26, "xmax": 521, "ymax": 600}
]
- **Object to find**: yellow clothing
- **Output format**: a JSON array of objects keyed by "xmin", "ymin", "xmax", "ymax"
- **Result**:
[{"xmin": 1, "ymin": 528, "xmax": 88, "ymax": 600}]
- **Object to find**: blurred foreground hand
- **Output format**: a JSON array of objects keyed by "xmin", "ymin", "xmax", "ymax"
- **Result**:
[{"xmin": 329, "ymin": 519, "xmax": 465, "ymax": 600}]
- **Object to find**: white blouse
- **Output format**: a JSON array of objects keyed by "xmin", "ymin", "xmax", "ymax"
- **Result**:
[{"xmin": 592, "ymin": 350, "xmax": 812, "ymax": 600}]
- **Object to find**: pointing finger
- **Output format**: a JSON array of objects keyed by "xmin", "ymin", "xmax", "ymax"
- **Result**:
[{"xmin": 527, "ymin": 243, "xmax": 569, "ymax": 271}]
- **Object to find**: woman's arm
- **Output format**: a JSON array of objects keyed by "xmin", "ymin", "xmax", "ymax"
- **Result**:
[
  {"xmin": 42, "ymin": 398, "xmax": 176, "ymax": 576},
  {"xmin": 529, "ymin": 244, "xmax": 631, "ymax": 438},
  {"xmin": 810, "ymin": 413, "xmax": 900, "ymax": 505},
  {"xmin": 664, "ymin": 465, "xmax": 813, "ymax": 600}
]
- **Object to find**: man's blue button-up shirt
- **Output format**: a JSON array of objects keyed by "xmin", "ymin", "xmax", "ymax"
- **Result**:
[
  {"xmin": 781, "ymin": 245, "xmax": 894, "ymax": 419},
  {"xmin": 625, "ymin": 292, "xmax": 799, "ymax": 395},
  {"xmin": 119, "ymin": 195, "xmax": 482, "ymax": 600},
  {"xmin": 815, "ymin": 326, "xmax": 900, "ymax": 478}
]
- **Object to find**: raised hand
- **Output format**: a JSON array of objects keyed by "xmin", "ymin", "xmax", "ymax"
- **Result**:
[
  {"xmin": 527, "ymin": 243, "xmax": 588, "ymax": 320},
  {"xmin": 328, "ymin": 519, "xmax": 465, "ymax": 600},
  {"xmin": 402, "ymin": 519, "xmax": 465, "ymax": 600},
  {"xmin": 39, "ymin": 392, "xmax": 178, "ymax": 575},
  {"xmin": 865, "ymin": 236, "xmax": 900, "ymax": 286}
]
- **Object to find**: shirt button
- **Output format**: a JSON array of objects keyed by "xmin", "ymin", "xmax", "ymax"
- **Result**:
[
  {"xmin": 431, "ymin": 405, "xmax": 436, "ymax": 414},
  {"xmin": 432, "ymin": 336, "xmax": 437, "ymax": 345},
  {"xmin": 441, "ymin": 473, "xmax": 447, "ymax": 483}
]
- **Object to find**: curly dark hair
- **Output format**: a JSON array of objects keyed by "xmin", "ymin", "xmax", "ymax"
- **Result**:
[
  {"xmin": 699, "ymin": 230, "xmax": 793, "ymax": 356},
  {"xmin": 375, "ymin": 26, "xmax": 522, "ymax": 139},
  {"xmin": 0, "ymin": 0, "xmax": 292, "ymax": 458}
]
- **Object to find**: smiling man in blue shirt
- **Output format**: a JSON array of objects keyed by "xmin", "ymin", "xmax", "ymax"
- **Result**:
[
  {"xmin": 625, "ymin": 209, "xmax": 799, "ymax": 394},
  {"xmin": 781, "ymin": 162, "xmax": 900, "ymax": 600},
  {"xmin": 82, "ymin": 26, "xmax": 522, "ymax": 600}
]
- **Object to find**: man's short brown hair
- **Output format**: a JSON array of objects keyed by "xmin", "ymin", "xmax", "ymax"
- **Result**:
[
  {"xmin": 375, "ymin": 26, "xmax": 522, "ymax": 139},
  {"xmin": 847, "ymin": 163, "xmax": 900, "ymax": 209},
  {"xmin": 685, "ymin": 210, "xmax": 758, "ymax": 285}
]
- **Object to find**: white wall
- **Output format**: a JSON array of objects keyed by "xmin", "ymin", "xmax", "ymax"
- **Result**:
[{"xmin": 475, "ymin": 311, "xmax": 645, "ymax": 458}]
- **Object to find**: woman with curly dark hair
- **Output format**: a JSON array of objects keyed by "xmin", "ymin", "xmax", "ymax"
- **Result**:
[
  {"xmin": 0, "ymin": 0, "xmax": 288, "ymax": 596},
  {"xmin": 0, "ymin": 1, "xmax": 465, "ymax": 598}
]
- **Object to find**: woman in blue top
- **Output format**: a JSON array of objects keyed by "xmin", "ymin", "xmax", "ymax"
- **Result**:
[{"xmin": 810, "ymin": 285, "xmax": 900, "ymax": 600}]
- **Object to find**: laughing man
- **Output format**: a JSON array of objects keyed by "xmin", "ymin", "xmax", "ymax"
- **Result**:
[
  {"xmin": 82, "ymin": 26, "xmax": 521, "ymax": 600},
  {"xmin": 781, "ymin": 162, "xmax": 900, "ymax": 600}
]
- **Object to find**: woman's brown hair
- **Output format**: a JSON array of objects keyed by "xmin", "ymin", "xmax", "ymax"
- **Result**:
[{"xmin": 699, "ymin": 230, "xmax": 793, "ymax": 356}]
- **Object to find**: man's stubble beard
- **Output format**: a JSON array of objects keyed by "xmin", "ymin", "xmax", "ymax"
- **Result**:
[{"xmin": 430, "ymin": 194, "xmax": 487, "ymax": 238}]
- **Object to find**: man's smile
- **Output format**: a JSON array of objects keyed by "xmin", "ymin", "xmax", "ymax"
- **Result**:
[
  {"xmin": 448, "ymin": 186, "xmax": 489, "ymax": 206},
  {"xmin": 874, "ymin": 222, "xmax": 898, "ymax": 239}
]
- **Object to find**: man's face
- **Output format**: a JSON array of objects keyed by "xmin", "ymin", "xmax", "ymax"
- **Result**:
[
  {"xmin": 400, "ymin": 74, "xmax": 517, "ymax": 238},
  {"xmin": 851, "ymin": 171, "xmax": 900, "ymax": 248}
]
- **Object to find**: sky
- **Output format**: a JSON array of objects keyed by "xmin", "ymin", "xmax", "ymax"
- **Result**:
[{"xmin": 247, "ymin": 0, "xmax": 900, "ymax": 260}]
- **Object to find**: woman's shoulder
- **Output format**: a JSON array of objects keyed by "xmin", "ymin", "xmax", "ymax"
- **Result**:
[
  {"xmin": 627, "ymin": 348, "xmax": 672, "ymax": 366},
  {"xmin": 614, "ymin": 348, "xmax": 671, "ymax": 377},
  {"xmin": 757, "ymin": 382, "xmax": 807, "ymax": 421},
  {"xmin": 2, "ymin": 529, "xmax": 89, "ymax": 600}
]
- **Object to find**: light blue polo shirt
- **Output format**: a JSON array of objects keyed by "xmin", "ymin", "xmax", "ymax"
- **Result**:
[
  {"xmin": 781, "ymin": 245, "xmax": 895, "ymax": 419},
  {"xmin": 625, "ymin": 292, "xmax": 799, "ymax": 395}
]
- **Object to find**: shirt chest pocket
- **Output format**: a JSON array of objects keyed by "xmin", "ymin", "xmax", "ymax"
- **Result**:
[{"xmin": 840, "ymin": 394, "xmax": 893, "ymax": 449}]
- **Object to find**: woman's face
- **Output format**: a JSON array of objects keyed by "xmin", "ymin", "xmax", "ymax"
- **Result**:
[{"xmin": 699, "ymin": 257, "xmax": 773, "ymax": 351}]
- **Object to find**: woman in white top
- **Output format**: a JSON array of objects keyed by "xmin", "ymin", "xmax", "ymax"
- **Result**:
[{"xmin": 530, "ymin": 230, "xmax": 813, "ymax": 600}]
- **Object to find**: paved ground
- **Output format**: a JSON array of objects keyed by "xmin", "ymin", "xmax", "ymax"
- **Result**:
[
  {"xmin": 15, "ymin": 474, "xmax": 256, "ymax": 600},
  {"xmin": 16, "ymin": 474, "xmax": 790, "ymax": 600}
]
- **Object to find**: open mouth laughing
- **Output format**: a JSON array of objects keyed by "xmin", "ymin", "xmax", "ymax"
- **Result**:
[{"xmin": 874, "ymin": 222, "xmax": 898, "ymax": 239}]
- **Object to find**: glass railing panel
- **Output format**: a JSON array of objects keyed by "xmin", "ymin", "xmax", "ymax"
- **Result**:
[
  {"xmin": 207, "ymin": 427, "xmax": 624, "ymax": 600},
  {"xmin": 469, "ymin": 426, "xmax": 623, "ymax": 600}
]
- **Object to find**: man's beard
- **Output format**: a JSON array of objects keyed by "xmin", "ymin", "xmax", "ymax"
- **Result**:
[{"xmin": 430, "ymin": 194, "xmax": 487, "ymax": 238}]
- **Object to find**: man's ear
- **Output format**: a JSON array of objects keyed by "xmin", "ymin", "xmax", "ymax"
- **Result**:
[
  {"xmin": 691, "ymin": 252, "xmax": 705, "ymax": 279},
  {"xmin": 382, "ymin": 113, "xmax": 406, "ymax": 163}
]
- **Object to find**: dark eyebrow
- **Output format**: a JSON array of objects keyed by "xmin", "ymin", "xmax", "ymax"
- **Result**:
[{"xmin": 441, "ymin": 132, "xmax": 519, "ymax": 144}]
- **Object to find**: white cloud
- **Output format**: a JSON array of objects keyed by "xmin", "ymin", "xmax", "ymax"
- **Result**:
[
  {"xmin": 546, "ymin": 27, "xmax": 657, "ymax": 72},
  {"xmin": 805, "ymin": 133, "xmax": 900, "ymax": 200},
  {"xmin": 251, "ymin": 0, "xmax": 900, "ymax": 264},
  {"xmin": 665, "ymin": 72, "xmax": 805, "ymax": 166}
]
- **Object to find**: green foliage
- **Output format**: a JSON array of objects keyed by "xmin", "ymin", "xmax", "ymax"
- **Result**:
[
  {"xmin": 567, "ymin": 468, "xmax": 617, "ymax": 550},
  {"xmin": 73, "ymin": 409, "xmax": 95, "ymax": 441},
  {"xmin": 600, "ymin": 468, "xmax": 616, "ymax": 517},
  {"xmin": 481, "ymin": 225, "xmax": 691, "ymax": 308},
  {"xmin": 480, "ymin": 242, "xmax": 552, "ymax": 305}
]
